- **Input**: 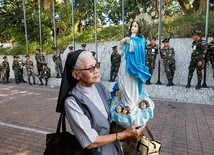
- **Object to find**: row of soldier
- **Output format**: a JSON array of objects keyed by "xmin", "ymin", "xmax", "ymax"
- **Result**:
[
  {"xmin": 0, "ymin": 44, "xmax": 87, "ymax": 85},
  {"xmin": 109, "ymin": 30, "xmax": 214, "ymax": 90},
  {"xmin": 1, "ymin": 32, "xmax": 214, "ymax": 88},
  {"xmin": 0, "ymin": 50, "xmax": 52, "ymax": 86}
]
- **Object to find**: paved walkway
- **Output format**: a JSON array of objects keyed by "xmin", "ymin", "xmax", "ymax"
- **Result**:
[{"xmin": 0, "ymin": 82, "xmax": 214, "ymax": 155}]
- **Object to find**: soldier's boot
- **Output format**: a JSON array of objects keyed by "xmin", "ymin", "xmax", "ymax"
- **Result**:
[
  {"xmin": 33, "ymin": 77, "xmax": 37, "ymax": 85},
  {"xmin": 22, "ymin": 77, "xmax": 28, "ymax": 83},
  {"xmin": 39, "ymin": 78, "xmax": 44, "ymax": 86},
  {"xmin": 146, "ymin": 78, "xmax": 151, "ymax": 85},
  {"xmin": 28, "ymin": 77, "xmax": 32, "ymax": 85},
  {"xmin": 7, "ymin": 77, "xmax": 10, "ymax": 83},
  {"xmin": 16, "ymin": 79, "xmax": 20, "ymax": 84},
  {"xmin": 185, "ymin": 78, "xmax": 191, "ymax": 88},
  {"xmin": 109, "ymin": 75, "xmax": 113, "ymax": 82},
  {"xmin": 171, "ymin": 78, "xmax": 174, "ymax": 86},
  {"xmin": 45, "ymin": 79, "xmax": 48, "ymax": 86},
  {"xmin": 195, "ymin": 81, "xmax": 201, "ymax": 90},
  {"xmin": 166, "ymin": 79, "xmax": 173, "ymax": 86},
  {"xmin": 56, "ymin": 73, "xmax": 60, "ymax": 78}
]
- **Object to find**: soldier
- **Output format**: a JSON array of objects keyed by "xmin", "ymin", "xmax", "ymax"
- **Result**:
[
  {"xmin": 19, "ymin": 57, "xmax": 27, "ymax": 83},
  {"xmin": 207, "ymin": 32, "xmax": 214, "ymax": 78},
  {"xmin": 145, "ymin": 37, "xmax": 158, "ymax": 84},
  {"xmin": 24, "ymin": 55, "xmax": 36, "ymax": 85},
  {"xmin": 12, "ymin": 56, "xmax": 22, "ymax": 84},
  {"xmin": 160, "ymin": 38, "xmax": 176, "ymax": 86},
  {"xmin": 91, "ymin": 51, "xmax": 96, "ymax": 58},
  {"xmin": 52, "ymin": 47, "xmax": 63, "ymax": 78},
  {"xmin": 109, "ymin": 45, "xmax": 121, "ymax": 82},
  {"xmin": 2, "ymin": 56, "xmax": 10, "ymax": 84},
  {"xmin": 68, "ymin": 46, "xmax": 74, "ymax": 53},
  {"xmin": 67, "ymin": 46, "xmax": 74, "ymax": 57},
  {"xmin": 0, "ymin": 61, "xmax": 2, "ymax": 83},
  {"xmin": 35, "ymin": 48, "xmax": 45, "ymax": 75},
  {"xmin": 81, "ymin": 43, "xmax": 86, "ymax": 51},
  {"xmin": 186, "ymin": 30, "xmax": 206, "ymax": 89},
  {"xmin": 39, "ymin": 63, "xmax": 51, "ymax": 86}
]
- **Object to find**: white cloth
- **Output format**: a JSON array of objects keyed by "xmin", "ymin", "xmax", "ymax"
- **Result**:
[{"xmin": 117, "ymin": 41, "xmax": 140, "ymax": 110}]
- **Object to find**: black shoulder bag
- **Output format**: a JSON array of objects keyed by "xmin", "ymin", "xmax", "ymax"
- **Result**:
[{"xmin": 44, "ymin": 94, "xmax": 101, "ymax": 155}]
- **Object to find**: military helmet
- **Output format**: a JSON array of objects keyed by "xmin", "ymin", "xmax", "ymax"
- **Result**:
[
  {"xmin": 192, "ymin": 30, "xmax": 202, "ymax": 36},
  {"xmin": 81, "ymin": 43, "xmax": 86, "ymax": 48},
  {"xmin": 162, "ymin": 38, "xmax": 170, "ymax": 43},
  {"xmin": 69, "ymin": 46, "xmax": 73, "ymax": 50},
  {"xmin": 112, "ymin": 45, "xmax": 117, "ymax": 49},
  {"xmin": 149, "ymin": 37, "xmax": 156, "ymax": 41}
]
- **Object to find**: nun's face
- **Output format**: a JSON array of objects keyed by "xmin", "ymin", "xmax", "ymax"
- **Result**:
[{"xmin": 76, "ymin": 55, "xmax": 100, "ymax": 87}]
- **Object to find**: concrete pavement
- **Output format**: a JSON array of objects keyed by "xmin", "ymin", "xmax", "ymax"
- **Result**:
[{"xmin": 0, "ymin": 81, "xmax": 213, "ymax": 155}]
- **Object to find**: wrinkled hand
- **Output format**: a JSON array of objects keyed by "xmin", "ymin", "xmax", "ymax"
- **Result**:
[{"xmin": 124, "ymin": 122, "xmax": 145, "ymax": 137}]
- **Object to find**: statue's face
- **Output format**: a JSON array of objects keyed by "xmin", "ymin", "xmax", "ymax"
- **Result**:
[
  {"xmin": 131, "ymin": 21, "xmax": 139, "ymax": 35},
  {"xmin": 115, "ymin": 106, "xmax": 122, "ymax": 113}
]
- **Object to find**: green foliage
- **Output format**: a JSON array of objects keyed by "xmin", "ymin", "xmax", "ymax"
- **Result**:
[
  {"xmin": 7, "ymin": 44, "xmax": 27, "ymax": 55},
  {"xmin": 161, "ymin": 12, "xmax": 214, "ymax": 38},
  {"xmin": 0, "ymin": 48, "xmax": 10, "ymax": 56},
  {"xmin": 5, "ymin": 11, "xmax": 214, "ymax": 55}
]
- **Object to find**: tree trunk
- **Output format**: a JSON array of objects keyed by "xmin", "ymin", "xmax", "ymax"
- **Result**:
[
  {"xmin": 178, "ymin": 0, "xmax": 194, "ymax": 15},
  {"xmin": 154, "ymin": 0, "xmax": 159, "ymax": 17},
  {"xmin": 198, "ymin": 0, "xmax": 207, "ymax": 15}
]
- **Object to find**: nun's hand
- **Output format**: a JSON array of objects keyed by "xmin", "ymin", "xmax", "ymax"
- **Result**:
[{"xmin": 124, "ymin": 121, "xmax": 145, "ymax": 137}]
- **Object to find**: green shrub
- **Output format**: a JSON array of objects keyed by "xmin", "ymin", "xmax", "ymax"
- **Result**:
[{"xmin": 7, "ymin": 44, "xmax": 27, "ymax": 56}]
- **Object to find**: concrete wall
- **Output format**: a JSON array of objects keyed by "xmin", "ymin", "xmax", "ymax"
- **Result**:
[{"xmin": 0, "ymin": 38, "xmax": 214, "ymax": 87}]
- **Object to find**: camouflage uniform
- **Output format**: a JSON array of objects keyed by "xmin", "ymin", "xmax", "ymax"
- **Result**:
[
  {"xmin": 0, "ymin": 64, "xmax": 3, "ymax": 83},
  {"xmin": 160, "ymin": 47, "xmax": 176, "ymax": 86},
  {"xmin": 35, "ymin": 52, "xmax": 45, "ymax": 75},
  {"xmin": 52, "ymin": 49, "xmax": 63, "ymax": 78},
  {"xmin": 12, "ymin": 58, "xmax": 22, "ymax": 84},
  {"xmin": 207, "ymin": 40, "xmax": 214, "ymax": 78},
  {"xmin": 186, "ymin": 38, "xmax": 206, "ymax": 89},
  {"xmin": 2, "ymin": 57, "xmax": 10, "ymax": 84},
  {"xmin": 145, "ymin": 43, "xmax": 158, "ymax": 84},
  {"xmin": 25, "ymin": 56, "xmax": 36, "ymax": 85},
  {"xmin": 39, "ymin": 63, "xmax": 51, "ymax": 86},
  {"xmin": 109, "ymin": 46, "xmax": 121, "ymax": 82}
]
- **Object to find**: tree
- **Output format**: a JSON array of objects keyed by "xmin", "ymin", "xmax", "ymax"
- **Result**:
[
  {"xmin": 178, "ymin": 0, "xmax": 214, "ymax": 15},
  {"xmin": 0, "ymin": 0, "xmax": 52, "ymax": 44}
]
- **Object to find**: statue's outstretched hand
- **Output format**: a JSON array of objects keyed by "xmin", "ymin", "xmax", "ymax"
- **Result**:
[{"xmin": 120, "ymin": 37, "xmax": 130, "ymax": 45}]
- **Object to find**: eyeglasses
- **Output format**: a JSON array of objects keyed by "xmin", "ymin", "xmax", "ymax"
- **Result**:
[{"xmin": 76, "ymin": 63, "xmax": 100, "ymax": 73}]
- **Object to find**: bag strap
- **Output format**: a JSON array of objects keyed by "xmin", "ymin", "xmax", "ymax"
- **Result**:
[
  {"xmin": 145, "ymin": 125, "xmax": 154, "ymax": 140},
  {"xmin": 57, "ymin": 93, "xmax": 97, "ymax": 133},
  {"xmin": 56, "ymin": 114, "xmax": 63, "ymax": 133},
  {"xmin": 136, "ymin": 125, "xmax": 155, "ymax": 152}
]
